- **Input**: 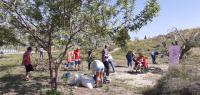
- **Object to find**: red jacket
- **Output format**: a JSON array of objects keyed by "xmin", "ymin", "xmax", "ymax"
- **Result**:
[{"xmin": 74, "ymin": 49, "xmax": 80, "ymax": 60}]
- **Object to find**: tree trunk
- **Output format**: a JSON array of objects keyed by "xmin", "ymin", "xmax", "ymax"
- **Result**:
[
  {"xmin": 47, "ymin": 48, "xmax": 54, "ymax": 90},
  {"xmin": 47, "ymin": 49, "xmax": 62, "ymax": 91},
  {"xmin": 54, "ymin": 63, "xmax": 59, "ymax": 90}
]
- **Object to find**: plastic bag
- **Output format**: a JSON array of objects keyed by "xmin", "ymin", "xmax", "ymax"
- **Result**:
[
  {"xmin": 80, "ymin": 75, "xmax": 95, "ymax": 89},
  {"xmin": 65, "ymin": 72, "xmax": 81, "ymax": 85}
]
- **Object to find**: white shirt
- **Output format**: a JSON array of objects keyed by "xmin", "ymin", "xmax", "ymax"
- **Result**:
[
  {"xmin": 90, "ymin": 60, "xmax": 104, "ymax": 72},
  {"xmin": 39, "ymin": 48, "xmax": 44, "ymax": 52},
  {"xmin": 108, "ymin": 54, "xmax": 113, "ymax": 60}
]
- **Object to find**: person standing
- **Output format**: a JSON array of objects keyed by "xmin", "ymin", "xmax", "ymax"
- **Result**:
[
  {"xmin": 102, "ymin": 45, "xmax": 110, "ymax": 77},
  {"xmin": 108, "ymin": 53, "xmax": 116, "ymax": 73},
  {"xmin": 39, "ymin": 47, "xmax": 44, "ymax": 59},
  {"xmin": 150, "ymin": 51, "xmax": 159, "ymax": 64},
  {"xmin": 126, "ymin": 50, "xmax": 135, "ymax": 68},
  {"xmin": 66, "ymin": 51, "xmax": 73, "ymax": 68},
  {"xmin": 22, "ymin": 47, "xmax": 34, "ymax": 81},
  {"xmin": 74, "ymin": 48, "xmax": 81, "ymax": 71},
  {"xmin": 87, "ymin": 49, "xmax": 93, "ymax": 70}
]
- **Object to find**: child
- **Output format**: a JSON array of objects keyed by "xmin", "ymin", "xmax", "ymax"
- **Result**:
[
  {"xmin": 74, "ymin": 48, "xmax": 81, "ymax": 71},
  {"xmin": 90, "ymin": 60, "xmax": 104, "ymax": 87},
  {"xmin": 142, "ymin": 57, "xmax": 149, "ymax": 69},
  {"xmin": 66, "ymin": 51, "xmax": 74, "ymax": 69},
  {"xmin": 134, "ymin": 53, "xmax": 144, "ymax": 72},
  {"xmin": 22, "ymin": 47, "xmax": 34, "ymax": 81},
  {"xmin": 126, "ymin": 50, "xmax": 135, "ymax": 68}
]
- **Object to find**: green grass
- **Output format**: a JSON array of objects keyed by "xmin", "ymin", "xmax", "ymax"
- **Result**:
[{"xmin": 111, "ymin": 49, "xmax": 126, "ymax": 60}]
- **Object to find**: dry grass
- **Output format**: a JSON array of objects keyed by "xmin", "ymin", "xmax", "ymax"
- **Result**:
[
  {"xmin": 143, "ymin": 65, "xmax": 200, "ymax": 95},
  {"xmin": 1, "ymin": 44, "xmax": 200, "ymax": 95}
]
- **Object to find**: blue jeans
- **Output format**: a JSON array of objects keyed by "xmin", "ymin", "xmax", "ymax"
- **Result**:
[
  {"xmin": 103, "ymin": 61, "xmax": 110, "ymax": 76},
  {"xmin": 127, "ymin": 60, "xmax": 133, "ymax": 67},
  {"xmin": 151, "ymin": 54, "xmax": 156, "ymax": 64},
  {"xmin": 75, "ymin": 60, "xmax": 81, "ymax": 65},
  {"xmin": 108, "ymin": 60, "xmax": 115, "ymax": 73}
]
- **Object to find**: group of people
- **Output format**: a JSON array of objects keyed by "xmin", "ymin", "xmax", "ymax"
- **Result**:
[
  {"xmin": 21, "ymin": 46, "xmax": 152, "ymax": 87},
  {"xmin": 66, "ymin": 48, "xmax": 81, "ymax": 71},
  {"xmin": 126, "ymin": 51, "xmax": 149, "ymax": 72},
  {"xmin": 65, "ymin": 45, "xmax": 116, "ymax": 87},
  {"xmin": 90, "ymin": 45, "xmax": 116, "ymax": 87},
  {"xmin": 22, "ymin": 46, "xmax": 157, "ymax": 88},
  {"xmin": 125, "ymin": 50, "xmax": 160, "ymax": 73},
  {"xmin": 21, "ymin": 47, "xmax": 82, "ymax": 81}
]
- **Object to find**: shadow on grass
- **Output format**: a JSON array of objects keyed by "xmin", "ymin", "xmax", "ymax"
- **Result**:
[
  {"xmin": 126, "ymin": 71, "xmax": 140, "ymax": 75},
  {"xmin": 0, "ymin": 74, "xmax": 49, "ymax": 95},
  {"xmin": 115, "ymin": 65, "xmax": 127, "ymax": 68},
  {"xmin": 126, "ymin": 66, "xmax": 163, "ymax": 75},
  {"xmin": 147, "ymin": 66, "xmax": 163, "ymax": 74},
  {"xmin": 0, "ymin": 65, "xmax": 18, "ymax": 72}
]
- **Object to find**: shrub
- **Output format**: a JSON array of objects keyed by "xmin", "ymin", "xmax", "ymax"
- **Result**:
[{"xmin": 143, "ymin": 65, "xmax": 200, "ymax": 95}]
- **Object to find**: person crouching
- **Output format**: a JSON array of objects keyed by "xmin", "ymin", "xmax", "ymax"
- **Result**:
[
  {"xmin": 134, "ymin": 53, "xmax": 144, "ymax": 73},
  {"xmin": 90, "ymin": 60, "xmax": 104, "ymax": 87}
]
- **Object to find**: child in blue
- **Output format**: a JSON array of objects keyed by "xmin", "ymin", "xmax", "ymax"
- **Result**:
[
  {"xmin": 126, "ymin": 50, "xmax": 135, "ymax": 68},
  {"xmin": 150, "ymin": 51, "xmax": 159, "ymax": 64}
]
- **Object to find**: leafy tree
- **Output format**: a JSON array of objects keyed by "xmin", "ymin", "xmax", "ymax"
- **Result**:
[
  {"xmin": 80, "ymin": 0, "xmax": 159, "ymax": 49},
  {"xmin": 1, "ymin": 0, "xmax": 83, "ymax": 90},
  {"xmin": 0, "ymin": 0, "xmax": 160, "ymax": 91},
  {"xmin": 114, "ymin": 28, "xmax": 130, "ymax": 50},
  {"xmin": 180, "ymin": 32, "xmax": 200, "ymax": 59},
  {"xmin": 0, "ymin": 27, "xmax": 21, "ymax": 46}
]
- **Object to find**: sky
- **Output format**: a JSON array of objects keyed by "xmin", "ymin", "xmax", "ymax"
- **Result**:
[{"xmin": 129, "ymin": 0, "xmax": 200, "ymax": 40}]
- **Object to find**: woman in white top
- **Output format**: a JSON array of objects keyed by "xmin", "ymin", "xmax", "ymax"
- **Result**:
[{"xmin": 90, "ymin": 60, "xmax": 104, "ymax": 87}]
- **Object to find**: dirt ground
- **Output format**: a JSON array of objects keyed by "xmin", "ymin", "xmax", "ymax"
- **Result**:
[
  {"xmin": 67, "ymin": 61, "xmax": 168, "ymax": 95},
  {"xmin": 0, "ymin": 48, "xmax": 170, "ymax": 95},
  {"xmin": 0, "ymin": 59, "xmax": 168, "ymax": 95}
]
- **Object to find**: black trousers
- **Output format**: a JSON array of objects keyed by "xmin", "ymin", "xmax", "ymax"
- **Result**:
[{"xmin": 104, "ymin": 61, "xmax": 110, "ymax": 76}]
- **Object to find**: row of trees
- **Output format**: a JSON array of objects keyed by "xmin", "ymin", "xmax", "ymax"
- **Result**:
[{"xmin": 0, "ymin": 0, "xmax": 160, "ymax": 90}]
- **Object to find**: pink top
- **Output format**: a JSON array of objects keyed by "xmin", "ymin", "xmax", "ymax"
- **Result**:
[{"xmin": 66, "ymin": 51, "xmax": 72, "ymax": 63}]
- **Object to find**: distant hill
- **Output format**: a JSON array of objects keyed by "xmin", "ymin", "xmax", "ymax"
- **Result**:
[
  {"xmin": 150, "ymin": 27, "xmax": 200, "ymax": 44},
  {"xmin": 112, "ymin": 27, "xmax": 200, "ymax": 60},
  {"xmin": 130, "ymin": 27, "xmax": 200, "ymax": 51}
]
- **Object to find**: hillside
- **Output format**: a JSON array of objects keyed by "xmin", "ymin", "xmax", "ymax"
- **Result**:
[
  {"xmin": 110, "ymin": 27, "xmax": 200, "ymax": 95},
  {"xmin": 112, "ymin": 27, "xmax": 200, "ymax": 65},
  {"xmin": 0, "ymin": 27, "xmax": 199, "ymax": 95}
]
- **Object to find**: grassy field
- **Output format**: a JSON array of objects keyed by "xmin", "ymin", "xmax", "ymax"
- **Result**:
[
  {"xmin": 0, "ymin": 28, "xmax": 200, "ymax": 94},
  {"xmin": 1, "ymin": 47, "xmax": 199, "ymax": 95}
]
